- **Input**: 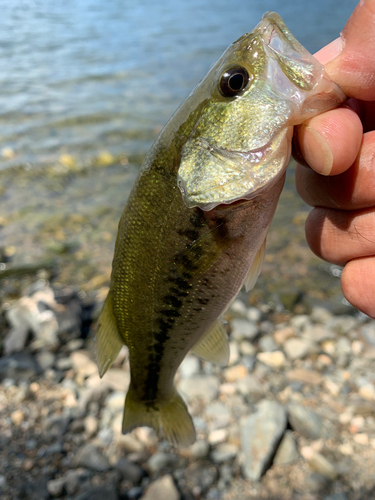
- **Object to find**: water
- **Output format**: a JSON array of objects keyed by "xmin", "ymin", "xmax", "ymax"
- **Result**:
[{"xmin": 0, "ymin": 0, "xmax": 356, "ymax": 170}]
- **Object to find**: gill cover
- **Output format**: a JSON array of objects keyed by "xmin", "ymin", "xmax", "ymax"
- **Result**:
[{"xmin": 177, "ymin": 12, "xmax": 345, "ymax": 211}]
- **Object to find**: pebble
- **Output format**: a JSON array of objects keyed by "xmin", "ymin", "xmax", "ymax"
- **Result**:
[
  {"xmin": 239, "ymin": 340, "xmax": 256, "ymax": 356},
  {"xmin": 358, "ymin": 383, "xmax": 375, "ymax": 401},
  {"xmin": 74, "ymin": 443, "xmax": 110, "ymax": 471},
  {"xmin": 360, "ymin": 322, "xmax": 375, "ymax": 345},
  {"xmin": 230, "ymin": 318, "xmax": 258, "ymax": 341},
  {"xmin": 236, "ymin": 374, "xmax": 264, "ymax": 402},
  {"xmin": 273, "ymin": 327, "xmax": 295, "ymax": 345},
  {"xmin": 210, "ymin": 443, "xmax": 238, "ymax": 463},
  {"xmin": 10, "ymin": 409, "xmax": 24, "ymax": 425},
  {"xmin": 116, "ymin": 457, "xmax": 144, "ymax": 484},
  {"xmin": 140, "ymin": 475, "xmax": 180, "ymax": 500},
  {"xmin": 179, "ymin": 355, "xmax": 200, "ymax": 378},
  {"xmin": 273, "ymin": 430, "xmax": 299, "ymax": 465},
  {"xmin": 208, "ymin": 428, "xmax": 228, "ymax": 446},
  {"xmin": 147, "ymin": 451, "xmax": 177, "ymax": 474},
  {"xmin": 256, "ymin": 351, "xmax": 286, "ymax": 369},
  {"xmin": 305, "ymin": 451, "xmax": 338, "ymax": 481},
  {"xmin": 189, "ymin": 440, "xmax": 210, "ymax": 459},
  {"xmin": 178, "ymin": 376, "xmax": 219, "ymax": 402},
  {"xmin": 223, "ymin": 364, "xmax": 247, "ymax": 382},
  {"xmin": 286, "ymin": 368, "xmax": 323, "ymax": 385},
  {"xmin": 258, "ymin": 335, "xmax": 278, "ymax": 352},
  {"xmin": 47, "ymin": 477, "xmax": 65, "ymax": 497},
  {"xmin": 288, "ymin": 403, "xmax": 326, "ymax": 439},
  {"xmin": 228, "ymin": 341, "xmax": 240, "ymax": 365},
  {"xmin": 241, "ymin": 400, "xmax": 287, "ymax": 481},
  {"xmin": 283, "ymin": 338, "xmax": 314, "ymax": 360}
]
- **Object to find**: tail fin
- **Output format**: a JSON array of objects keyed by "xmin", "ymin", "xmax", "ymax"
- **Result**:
[{"xmin": 122, "ymin": 385, "xmax": 196, "ymax": 447}]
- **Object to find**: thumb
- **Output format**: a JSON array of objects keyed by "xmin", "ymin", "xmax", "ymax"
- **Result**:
[{"xmin": 320, "ymin": 0, "xmax": 375, "ymax": 100}]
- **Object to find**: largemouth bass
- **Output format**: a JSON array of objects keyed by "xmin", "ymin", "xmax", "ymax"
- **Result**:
[{"xmin": 96, "ymin": 12, "xmax": 345, "ymax": 446}]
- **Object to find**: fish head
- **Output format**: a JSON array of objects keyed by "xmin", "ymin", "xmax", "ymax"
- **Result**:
[{"xmin": 177, "ymin": 12, "xmax": 346, "ymax": 211}]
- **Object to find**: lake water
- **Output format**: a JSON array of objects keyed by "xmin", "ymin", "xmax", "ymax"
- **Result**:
[
  {"xmin": 0, "ymin": 0, "xmax": 359, "ymax": 309},
  {"xmin": 0, "ymin": 0, "xmax": 357, "ymax": 171}
]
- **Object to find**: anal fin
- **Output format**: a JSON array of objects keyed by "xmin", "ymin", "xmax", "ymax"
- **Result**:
[
  {"xmin": 95, "ymin": 290, "xmax": 124, "ymax": 377},
  {"xmin": 244, "ymin": 237, "xmax": 267, "ymax": 292},
  {"xmin": 191, "ymin": 319, "xmax": 229, "ymax": 366}
]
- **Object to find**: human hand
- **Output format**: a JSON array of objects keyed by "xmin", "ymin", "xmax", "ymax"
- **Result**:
[{"xmin": 294, "ymin": 0, "xmax": 375, "ymax": 317}]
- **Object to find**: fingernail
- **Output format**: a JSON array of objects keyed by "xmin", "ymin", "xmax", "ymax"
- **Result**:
[
  {"xmin": 315, "ymin": 36, "xmax": 344, "ymax": 64},
  {"xmin": 301, "ymin": 126, "xmax": 333, "ymax": 175}
]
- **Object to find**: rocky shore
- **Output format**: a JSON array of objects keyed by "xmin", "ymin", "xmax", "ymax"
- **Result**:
[{"xmin": 1, "ymin": 282, "xmax": 375, "ymax": 500}]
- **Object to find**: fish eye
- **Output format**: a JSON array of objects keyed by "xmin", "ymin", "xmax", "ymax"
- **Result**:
[{"xmin": 219, "ymin": 66, "xmax": 251, "ymax": 97}]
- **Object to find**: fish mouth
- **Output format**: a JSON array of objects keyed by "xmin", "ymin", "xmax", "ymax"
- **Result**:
[{"xmin": 177, "ymin": 127, "xmax": 291, "ymax": 212}]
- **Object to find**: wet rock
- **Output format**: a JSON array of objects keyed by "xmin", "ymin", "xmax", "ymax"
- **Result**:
[
  {"xmin": 178, "ymin": 376, "xmax": 220, "ymax": 402},
  {"xmin": 241, "ymin": 400, "xmax": 287, "ymax": 481},
  {"xmin": 230, "ymin": 318, "xmax": 258, "ymax": 341},
  {"xmin": 140, "ymin": 475, "xmax": 180, "ymax": 500},
  {"xmin": 74, "ymin": 443, "xmax": 110, "ymax": 471},
  {"xmin": 283, "ymin": 338, "xmax": 314, "ymax": 360},
  {"xmin": 73, "ymin": 484, "xmax": 118, "ymax": 500},
  {"xmin": 288, "ymin": 403, "xmax": 326, "ymax": 439},
  {"xmin": 273, "ymin": 430, "xmax": 299, "ymax": 465}
]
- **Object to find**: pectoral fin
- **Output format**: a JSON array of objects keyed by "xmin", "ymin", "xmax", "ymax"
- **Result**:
[
  {"xmin": 191, "ymin": 319, "xmax": 229, "ymax": 366},
  {"xmin": 95, "ymin": 291, "xmax": 124, "ymax": 377},
  {"xmin": 244, "ymin": 238, "xmax": 267, "ymax": 292}
]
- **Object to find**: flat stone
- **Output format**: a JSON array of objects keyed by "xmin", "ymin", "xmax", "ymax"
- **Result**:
[
  {"xmin": 302, "ymin": 324, "xmax": 336, "ymax": 343},
  {"xmin": 306, "ymin": 452, "xmax": 338, "ymax": 481},
  {"xmin": 287, "ymin": 369, "xmax": 323, "ymax": 386},
  {"xmin": 230, "ymin": 318, "xmax": 258, "ymax": 341},
  {"xmin": 273, "ymin": 430, "xmax": 299, "ymax": 465},
  {"xmin": 241, "ymin": 400, "xmax": 287, "ymax": 481},
  {"xmin": 288, "ymin": 403, "xmax": 326, "ymax": 439},
  {"xmin": 283, "ymin": 338, "xmax": 314, "ymax": 360},
  {"xmin": 256, "ymin": 351, "xmax": 286, "ymax": 369},
  {"xmin": 140, "ymin": 475, "xmax": 180, "ymax": 500},
  {"xmin": 178, "ymin": 376, "xmax": 219, "ymax": 402},
  {"xmin": 211, "ymin": 443, "xmax": 239, "ymax": 463},
  {"xmin": 74, "ymin": 443, "xmax": 110, "ymax": 471}
]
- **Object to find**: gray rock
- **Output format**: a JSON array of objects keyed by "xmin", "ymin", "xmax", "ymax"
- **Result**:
[
  {"xmin": 44, "ymin": 415, "xmax": 71, "ymax": 437},
  {"xmin": 64, "ymin": 469, "xmax": 90, "ymax": 496},
  {"xmin": 258, "ymin": 335, "xmax": 278, "ymax": 352},
  {"xmin": 205, "ymin": 401, "xmax": 231, "ymax": 428},
  {"xmin": 241, "ymin": 400, "xmax": 287, "ymax": 481},
  {"xmin": 236, "ymin": 374, "xmax": 264, "ymax": 403},
  {"xmin": 73, "ymin": 485, "xmax": 118, "ymax": 500},
  {"xmin": 327, "ymin": 315, "xmax": 357, "ymax": 335},
  {"xmin": 211, "ymin": 443, "xmax": 238, "ymax": 463},
  {"xmin": 105, "ymin": 391, "xmax": 125, "ymax": 412},
  {"xmin": 0, "ymin": 475, "xmax": 8, "ymax": 490},
  {"xmin": 360, "ymin": 322, "xmax": 375, "ymax": 345},
  {"xmin": 302, "ymin": 324, "xmax": 336, "ymax": 343},
  {"xmin": 116, "ymin": 457, "xmax": 144, "ymax": 484},
  {"xmin": 310, "ymin": 306, "xmax": 333, "ymax": 324},
  {"xmin": 325, "ymin": 494, "xmax": 348, "ymax": 500},
  {"xmin": 178, "ymin": 376, "xmax": 219, "ymax": 402},
  {"xmin": 247, "ymin": 307, "xmax": 262, "ymax": 322},
  {"xmin": 184, "ymin": 464, "xmax": 218, "ymax": 495},
  {"xmin": 179, "ymin": 355, "xmax": 200, "ymax": 378},
  {"xmin": 47, "ymin": 477, "xmax": 65, "ymax": 497},
  {"xmin": 35, "ymin": 351, "xmax": 55, "ymax": 371},
  {"xmin": 55, "ymin": 357, "xmax": 73, "ymax": 370},
  {"xmin": 3, "ymin": 323, "xmax": 29, "ymax": 355},
  {"xmin": 230, "ymin": 318, "xmax": 258, "ymax": 341},
  {"xmin": 283, "ymin": 338, "xmax": 314, "ymax": 360},
  {"xmin": 140, "ymin": 475, "xmax": 180, "ymax": 500},
  {"xmin": 74, "ymin": 443, "xmax": 110, "ymax": 471},
  {"xmin": 0, "ymin": 352, "xmax": 40, "ymax": 380},
  {"xmin": 288, "ymin": 403, "xmax": 326, "ymax": 439},
  {"xmin": 273, "ymin": 430, "xmax": 299, "ymax": 465},
  {"xmin": 307, "ymin": 452, "xmax": 338, "ymax": 481},
  {"xmin": 147, "ymin": 451, "xmax": 178, "ymax": 474},
  {"xmin": 290, "ymin": 314, "xmax": 311, "ymax": 332}
]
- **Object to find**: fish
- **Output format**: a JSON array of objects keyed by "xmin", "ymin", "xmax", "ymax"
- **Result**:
[{"xmin": 96, "ymin": 12, "xmax": 345, "ymax": 447}]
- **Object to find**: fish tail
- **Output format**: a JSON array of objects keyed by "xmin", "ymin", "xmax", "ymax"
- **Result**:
[{"xmin": 122, "ymin": 385, "xmax": 196, "ymax": 447}]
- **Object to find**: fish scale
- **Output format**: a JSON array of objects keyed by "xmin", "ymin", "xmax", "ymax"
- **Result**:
[{"xmin": 96, "ymin": 12, "xmax": 346, "ymax": 446}]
